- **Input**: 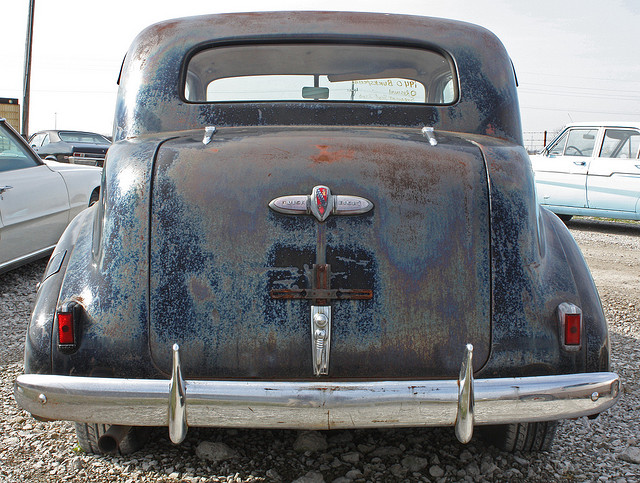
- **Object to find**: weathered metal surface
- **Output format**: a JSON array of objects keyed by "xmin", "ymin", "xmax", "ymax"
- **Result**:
[
  {"xmin": 114, "ymin": 12, "xmax": 522, "ymax": 145},
  {"xmin": 270, "ymin": 288, "xmax": 373, "ymax": 301},
  {"xmin": 147, "ymin": 126, "xmax": 491, "ymax": 379}
]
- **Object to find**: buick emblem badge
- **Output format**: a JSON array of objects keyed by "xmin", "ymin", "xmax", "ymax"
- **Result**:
[{"xmin": 269, "ymin": 185, "xmax": 374, "ymax": 222}]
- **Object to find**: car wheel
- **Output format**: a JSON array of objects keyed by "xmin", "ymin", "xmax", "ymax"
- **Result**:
[
  {"xmin": 557, "ymin": 214, "xmax": 573, "ymax": 223},
  {"xmin": 479, "ymin": 421, "xmax": 557, "ymax": 452},
  {"xmin": 74, "ymin": 423, "xmax": 149, "ymax": 455},
  {"xmin": 88, "ymin": 188, "xmax": 100, "ymax": 206}
]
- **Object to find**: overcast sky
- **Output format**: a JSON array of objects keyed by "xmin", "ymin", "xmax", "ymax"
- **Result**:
[{"xmin": 2, "ymin": 0, "xmax": 639, "ymax": 139}]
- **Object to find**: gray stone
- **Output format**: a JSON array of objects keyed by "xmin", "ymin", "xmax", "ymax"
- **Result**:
[
  {"xmin": 389, "ymin": 464, "xmax": 407, "ymax": 478},
  {"xmin": 370, "ymin": 446, "xmax": 403, "ymax": 458},
  {"xmin": 401, "ymin": 455, "xmax": 429, "ymax": 472},
  {"xmin": 345, "ymin": 469, "xmax": 364, "ymax": 479},
  {"xmin": 429, "ymin": 465, "xmax": 445, "ymax": 478},
  {"xmin": 513, "ymin": 455, "xmax": 529, "ymax": 465},
  {"xmin": 618, "ymin": 446, "xmax": 640, "ymax": 464},
  {"xmin": 459, "ymin": 449, "xmax": 473, "ymax": 462},
  {"xmin": 292, "ymin": 471, "xmax": 325, "ymax": 483},
  {"xmin": 341, "ymin": 452, "xmax": 360, "ymax": 464},
  {"xmin": 265, "ymin": 469, "xmax": 282, "ymax": 481},
  {"xmin": 357, "ymin": 444, "xmax": 375, "ymax": 454},
  {"xmin": 195, "ymin": 441, "xmax": 238, "ymax": 463},
  {"xmin": 466, "ymin": 461, "xmax": 480, "ymax": 477},
  {"xmin": 480, "ymin": 460, "xmax": 498, "ymax": 474},
  {"xmin": 294, "ymin": 431, "xmax": 328, "ymax": 453}
]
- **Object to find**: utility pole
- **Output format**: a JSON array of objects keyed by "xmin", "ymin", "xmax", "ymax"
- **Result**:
[{"xmin": 22, "ymin": 0, "xmax": 35, "ymax": 138}]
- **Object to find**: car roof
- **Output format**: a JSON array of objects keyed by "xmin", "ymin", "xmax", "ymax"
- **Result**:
[
  {"xmin": 33, "ymin": 130, "xmax": 105, "ymax": 135},
  {"xmin": 115, "ymin": 11, "xmax": 523, "ymax": 145},
  {"xmin": 562, "ymin": 122, "xmax": 640, "ymax": 130}
]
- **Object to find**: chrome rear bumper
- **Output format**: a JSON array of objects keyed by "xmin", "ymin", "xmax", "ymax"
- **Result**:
[
  {"xmin": 14, "ymin": 344, "xmax": 620, "ymax": 444},
  {"xmin": 68, "ymin": 156, "xmax": 104, "ymax": 167}
]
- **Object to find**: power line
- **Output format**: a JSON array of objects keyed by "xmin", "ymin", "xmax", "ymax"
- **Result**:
[
  {"xmin": 520, "ymin": 83, "xmax": 640, "ymax": 95},
  {"xmin": 519, "ymin": 88, "xmax": 640, "ymax": 101},
  {"xmin": 518, "ymin": 71, "xmax": 640, "ymax": 85},
  {"xmin": 521, "ymin": 105, "xmax": 640, "ymax": 116}
]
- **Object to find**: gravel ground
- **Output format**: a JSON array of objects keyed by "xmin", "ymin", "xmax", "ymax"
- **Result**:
[{"xmin": 1, "ymin": 218, "xmax": 639, "ymax": 482}]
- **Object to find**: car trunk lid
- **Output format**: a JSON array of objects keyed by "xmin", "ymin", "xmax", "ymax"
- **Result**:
[{"xmin": 148, "ymin": 126, "xmax": 491, "ymax": 379}]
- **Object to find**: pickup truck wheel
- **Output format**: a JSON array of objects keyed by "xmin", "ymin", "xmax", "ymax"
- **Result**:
[
  {"xmin": 74, "ymin": 423, "xmax": 148, "ymax": 455},
  {"xmin": 479, "ymin": 421, "xmax": 557, "ymax": 452}
]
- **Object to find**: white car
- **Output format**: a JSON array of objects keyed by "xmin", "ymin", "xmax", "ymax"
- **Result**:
[
  {"xmin": 0, "ymin": 119, "xmax": 102, "ymax": 274},
  {"xmin": 531, "ymin": 122, "xmax": 640, "ymax": 221}
]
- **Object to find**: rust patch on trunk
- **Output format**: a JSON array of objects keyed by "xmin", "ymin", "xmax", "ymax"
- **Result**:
[{"xmin": 312, "ymin": 145, "xmax": 355, "ymax": 163}]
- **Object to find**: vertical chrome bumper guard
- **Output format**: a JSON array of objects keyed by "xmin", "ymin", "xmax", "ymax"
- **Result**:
[
  {"xmin": 455, "ymin": 343, "xmax": 475, "ymax": 443},
  {"xmin": 169, "ymin": 344, "xmax": 187, "ymax": 444}
]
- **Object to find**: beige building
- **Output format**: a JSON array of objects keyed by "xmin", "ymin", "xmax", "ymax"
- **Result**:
[{"xmin": 0, "ymin": 98, "xmax": 20, "ymax": 132}]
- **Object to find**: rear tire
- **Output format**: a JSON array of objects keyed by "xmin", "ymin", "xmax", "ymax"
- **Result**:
[
  {"xmin": 88, "ymin": 188, "xmax": 100, "ymax": 206},
  {"xmin": 480, "ymin": 421, "xmax": 557, "ymax": 452},
  {"xmin": 74, "ymin": 423, "xmax": 149, "ymax": 455}
]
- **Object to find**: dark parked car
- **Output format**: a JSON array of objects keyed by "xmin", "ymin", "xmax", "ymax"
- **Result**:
[
  {"xmin": 29, "ymin": 129, "xmax": 111, "ymax": 167},
  {"xmin": 15, "ymin": 12, "xmax": 619, "ymax": 456}
]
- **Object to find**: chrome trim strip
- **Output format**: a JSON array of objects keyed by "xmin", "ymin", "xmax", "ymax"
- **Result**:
[
  {"xmin": 0, "ymin": 245, "xmax": 56, "ymax": 273},
  {"xmin": 455, "ymin": 344, "xmax": 474, "ymax": 443},
  {"xmin": 168, "ymin": 344, "xmax": 187, "ymax": 444},
  {"xmin": 15, "ymin": 371, "xmax": 619, "ymax": 440},
  {"xmin": 68, "ymin": 156, "xmax": 104, "ymax": 166}
]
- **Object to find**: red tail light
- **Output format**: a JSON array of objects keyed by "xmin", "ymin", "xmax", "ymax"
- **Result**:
[
  {"xmin": 558, "ymin": 303, "xmax": 582, "ymax": 349},
  {"xmin": 57, "ymin": 302, "xmax": 79, "ymax": 349},
  {"xmin": 57, "ymin": 312, "xmax": 74, "ymax": 345},
  {"xmin": 564, "ymin": 314, "xmax": 581, "ymax": 345}
]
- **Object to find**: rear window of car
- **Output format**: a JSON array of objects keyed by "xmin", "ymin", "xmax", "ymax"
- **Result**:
[
  {"xmin": 184, "ymin": 43, "xmax": 457, "ymax": 105},
  {"xmin": 58, "ymin": 132, "xmax": 110, "ymax": 144}
]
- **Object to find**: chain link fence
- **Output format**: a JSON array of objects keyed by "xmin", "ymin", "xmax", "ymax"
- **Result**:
[{"xmin": 523, "ymin": 130, "xmax": 562, "ymax": 154}]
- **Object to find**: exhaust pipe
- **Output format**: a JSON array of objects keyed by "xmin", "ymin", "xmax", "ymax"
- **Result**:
[{"xmin": 97, "ymin": 425, "xmax": 132, "ymax": 454}]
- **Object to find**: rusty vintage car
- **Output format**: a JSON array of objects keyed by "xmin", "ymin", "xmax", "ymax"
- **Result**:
[{"xmin": 15, "ymin": 12, "xmax": 619, "ymax": 454}]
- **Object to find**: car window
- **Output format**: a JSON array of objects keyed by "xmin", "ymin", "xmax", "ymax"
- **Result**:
[
  {"xmin": 0, "ymin": 126, "xmax": 40, "ymax": 172},
  {"xmin": 547, "ymin": 131, "xmax": 568, "ymax": 156},
  {"xmin": 29, "ymin": 133, "xmax": 44, "ymax": 148},
  {"xmin": 58, "ymin": 132, "xmax": 110, "ymax": 143},
  {"xmin": 185, "ymin": 43, "xmax": 457, "ymax": 105},
  {"xmin": 42, "ymin": 134, "xmax": 50, "ymax": 146},
  {"xmin": 600, "ymin": 129, "xmax": 640, "ymax": 159},
  {"xmin": 563, "ymin": 129, "xmax": 598, "ymax": 157}
]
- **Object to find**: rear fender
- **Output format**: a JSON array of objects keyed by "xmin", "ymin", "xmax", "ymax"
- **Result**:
[
  {"xmin": 24, "ymin": 207, "xmax": 95, "ymax": 374},
  {"xmin": 542, "ymin": 208, "xmax": 609, "ymax": 373},
  {"xmin": 471, "ymin": 138, "xmax": 608, "ymax": 377}
]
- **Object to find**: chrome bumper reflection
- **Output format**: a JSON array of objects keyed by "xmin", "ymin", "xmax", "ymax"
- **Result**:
[
  {"xmin": 68, "ymin": 156, "xmax": 104, "ymax": 167},
  {"xmin": 14, "ymin": 344, "xmax": 620, "ymax": 445}
]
